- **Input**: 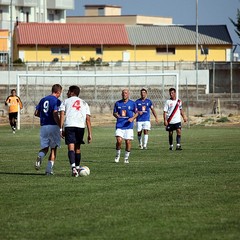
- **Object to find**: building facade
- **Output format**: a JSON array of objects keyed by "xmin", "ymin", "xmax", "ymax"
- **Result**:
[
  {"xmin": 0, "ymin": 0, "xmax": 74, "ymax": 63},
  {"xmin": 13, "ymin": 23, "xmax": 233, "ymax": 63}
]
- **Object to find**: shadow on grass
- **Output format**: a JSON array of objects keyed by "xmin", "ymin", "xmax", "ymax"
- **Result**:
[{"xmin": 0, "ymin": 172, "xmax": 48, "ymax": 176}]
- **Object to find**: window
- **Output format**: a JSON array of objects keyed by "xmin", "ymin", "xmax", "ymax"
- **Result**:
[
  {"xmin": 156, "ymin": 47, "xmax": 175, "ymax": 55},
  {"xmin": 98, "ymin": 8, "xmax": 104, "ymax": 16},
  {"xmin": 49, "ymin": 13, "xmax": 54, "ymax": 22},
  {"xmin": 51, "ymin": 47, "xmax": 69, "ymax": 55},
  {"xmin": 96, "ymin": 47, "xmax": 103, "ymax": 55},
  {"xmin": 201, "ymin": 47, "xmax": 209, "ymax": 55},
  {"xmin": 26, "ymin": 12, "xmax": 29, "ymax": 22}
]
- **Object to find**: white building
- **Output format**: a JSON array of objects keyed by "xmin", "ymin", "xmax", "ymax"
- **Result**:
[
  {"xmin": 0, "ymin": 0, "xmax": 74, "ymax": 63},
  {"xmin": 0, "ymin": 0, "xmax": 74, "ymax": 30}
]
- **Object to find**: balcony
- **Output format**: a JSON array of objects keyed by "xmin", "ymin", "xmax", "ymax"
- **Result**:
[
  {"xmin": 0, "ymin": 0, "xmax": 37, "ymax": 6},
  {"xmin": 0, "ymin": 0, "xmax": 10, "ymax": 4},
  {"xmin": 15, "ymin": 0, "xmax": 38, "ymax": 7},
  {"xmin": 47, "ymin": 0, "xmax": 74, "ymax": 10}
]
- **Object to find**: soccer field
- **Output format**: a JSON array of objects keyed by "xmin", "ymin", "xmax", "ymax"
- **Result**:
[{"xmin": 0, "ymin": 125, "xmax": 239, "ymax": 240}]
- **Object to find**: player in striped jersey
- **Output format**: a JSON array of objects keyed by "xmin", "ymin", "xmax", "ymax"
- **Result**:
[{"xmin": 163, "ymin": 88, "xmax": 187, "ymax": 150}]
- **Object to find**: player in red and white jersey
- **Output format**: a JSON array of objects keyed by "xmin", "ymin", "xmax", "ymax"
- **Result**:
[
  {"xmin": 163, "ymin": 88, "xmax": 187, "ymax": 151},
  {"xmin": 59, "ymin": 85, "xmax": 92, "ymax": 177}
]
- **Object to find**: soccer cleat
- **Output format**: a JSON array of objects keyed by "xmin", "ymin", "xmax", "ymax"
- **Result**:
[
  {"xmin": 176, "ymin": 145, "xmax": 182, "ymax": 151},
  {"xmin": 12, "ymin": 127, "xmax": 16, "ymax": 134},
  {"xmin": 169, "ymin": 146, "xmax": 174, "ymax": 151},
  {"xmin": 124, "ymin": 159, "xmax": 129, "ymax": 164},
  {"xmin": 76, "ymin": 167, "xmax": 81, "ymax": 175},
  {"xmin": 72, "ymin": 168, "xmax": 79, "ymax": 177},
  {"xmin": 143, "ymin": 146, "xmax": 147, "ymax": 150},
  {"xmin": 35, "ymin": 156, "xmax": 42, "ymax": 170},
  {"xmin": 139, "ymin": 144, "xmax": 143, "ymax": 150},
  {"xmin": 115, "ymin": 155, "xmax": 120, "ymax": 163},
  {"xmin": 45, "ymin": 171, "xmax": 54, "ymax": 176}
]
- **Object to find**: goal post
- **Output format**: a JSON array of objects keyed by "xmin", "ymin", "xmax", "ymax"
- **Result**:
[{"xmin": 17, "ymin": 72, "xmax": 179, "ymax": 129}]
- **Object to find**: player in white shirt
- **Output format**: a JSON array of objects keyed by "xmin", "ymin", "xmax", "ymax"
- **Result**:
[
  {"xmin": 59, "ymin": 85, "xmax": 92, "ymax": 177},
  {"xmin": 163, "ymin": 88, "xmax": 187, "ymax": 150}
]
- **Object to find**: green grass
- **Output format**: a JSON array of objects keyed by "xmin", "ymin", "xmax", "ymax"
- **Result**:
[{"xmin": 0, "ymin": 125, "xmax": 239, "ymax": 240}]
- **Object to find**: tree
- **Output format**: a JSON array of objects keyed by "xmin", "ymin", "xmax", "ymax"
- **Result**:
[{"xmin": 229, "ymin": 9, "xmax": 240, "ymax": 40}]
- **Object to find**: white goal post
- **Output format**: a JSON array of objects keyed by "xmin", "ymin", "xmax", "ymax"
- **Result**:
[{"xmin": 17, "ymin": 72, "xmax": 179, "ymax": 129}]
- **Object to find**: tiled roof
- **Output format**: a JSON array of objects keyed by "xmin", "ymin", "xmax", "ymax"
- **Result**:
[
  {"xmin": 15, "ymin": 23, "xmax": 130, "ymax": 45},
  {"xmin": 15, "ymin": 23, "xmax": 232, "ymax": 46},
  {"xmin": 126, "ymin": 25, "xmax": 232, "ymax": 45}
]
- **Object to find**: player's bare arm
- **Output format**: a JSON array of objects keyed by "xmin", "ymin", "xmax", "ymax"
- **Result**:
[
  {"xmin": 59, "ymin": 111, "xmax": 65, "ymax": 138},
  {"xmin": 181, "ymin": 110, "xmax": 187, "ymax": 122},
  {"xmin": 151, "ymin": 107, "xmax": 159, "ymax": 123},
  {"xmin": 86, "ymin": 114, "xmax": 92, "ymax": 144},
  {"xmin": 34, "ymin": 109, "xmax": 40, "ymax": 118},
  {"xmin": 163, "ymin": 111, "xmax": 168, "ymax": 126},
  {"xmin": 113, "ymin": 112, "xmax": 119, "ymax": 118},
  {"xmin": 53, "ymin": 110, "xmax": 61, "ymax": 127},
  {"xmin": 128, "ymin": 112, "xmax": 138, "ymax": 122}
]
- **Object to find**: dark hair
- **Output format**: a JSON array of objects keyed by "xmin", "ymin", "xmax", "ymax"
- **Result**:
[
  {"xmin": 169, "ymin": 88, "xmax": 176, "ymax": 92},
  {"xmin": 141, "ymin": 88, "xmax": 147, "ymax": 93},
  {"xmin": 69, "ymin": 85, "xmax": 80, "ymax": 96},
  {"xmin": 11, "ymin": 89, "xmax": 16, "ymax": 94},
  {"xmin": 52, "ymin": 84, "xmax": 62, "ymax": 93}
]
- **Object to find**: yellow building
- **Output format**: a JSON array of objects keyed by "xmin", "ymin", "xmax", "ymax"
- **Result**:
[
  {"xmin": 13, "ymin": 22, "xmax": 232, "ymax": 63},
  {"xmin": 0, "ymin": 29, "xmax": 9, "ymax": 64}
]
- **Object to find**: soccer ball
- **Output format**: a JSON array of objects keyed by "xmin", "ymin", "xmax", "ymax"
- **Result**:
[{"xmin": 79, "ymin": 166, "xmax": 90, "ymax": 177}]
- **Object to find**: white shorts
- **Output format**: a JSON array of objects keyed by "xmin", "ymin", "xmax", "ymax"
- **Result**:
[
  {"xmin": 136, "ymin": 121, "xmax": 151, "ymax": 132},
  {"xmin": 40, "ymin": 125, "xmax": 61, "ymax": 149},
  {"xmin": 115, "ymin": 128, "xmax": 134, "ymax": 140}
]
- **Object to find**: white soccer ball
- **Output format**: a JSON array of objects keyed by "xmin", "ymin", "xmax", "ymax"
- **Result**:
[{"xmin": 79, "ymin": 166, "xmax": 90, "ymax": 177}]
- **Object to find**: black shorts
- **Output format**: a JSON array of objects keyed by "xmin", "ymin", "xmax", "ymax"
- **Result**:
[
  {"xmin": 9, "ymin": 112, "xmax": 18, "ymax": 120},
  {"xmin": 166, "ymin": 122, "xmax": 182, "ymax": 131},
  {"xmin": 65, "ymin": 127, "xmax": 85, "ymax": 145}
]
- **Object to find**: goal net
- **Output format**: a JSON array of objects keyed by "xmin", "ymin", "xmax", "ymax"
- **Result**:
[{"xmin": 17, "ymin": 72, "xmax": 179, "ymax": 129}]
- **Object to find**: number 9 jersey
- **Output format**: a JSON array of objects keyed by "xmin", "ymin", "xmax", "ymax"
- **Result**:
[
  {"xmin": 59, "ymin": 96, "xmax": 90, "ymax": 128},
  {"xmin": 36, "ymin": 95, "xmax": 61, "ymax": 126}
]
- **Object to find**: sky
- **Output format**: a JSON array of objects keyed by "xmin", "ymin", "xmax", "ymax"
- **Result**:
[{"xmin": 67, "ymin": 0, "xmax": 240, "ymax": 54}]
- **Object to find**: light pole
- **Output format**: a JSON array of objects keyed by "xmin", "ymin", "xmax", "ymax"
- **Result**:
[
  {"xmin": 8, "ymin": 0, "xmax": 13, "ymax": 93},
  {"xmin": 196, "ymin": 0, "xmax": 199, "ymax": 101},
  {"xmin": 10, "ymin": 0, "xmax": 13, "ymax": 68}
]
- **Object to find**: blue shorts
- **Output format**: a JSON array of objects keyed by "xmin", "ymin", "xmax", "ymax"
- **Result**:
[
  {"xmin": 65, "ymin": 127, "xmax": 85, "ymax": 145},
  {"xmin": 40, "ymin": 125, "xmax": 61, "ymax": 149},
  {"xmin": 166, "ymin": 122, "xmax": 182, "ymax": 131}
]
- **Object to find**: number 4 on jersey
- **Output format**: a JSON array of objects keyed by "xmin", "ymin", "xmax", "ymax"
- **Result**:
[{"xmin": 72, "ymin": 100, "xmax": 81, "ymax": 110}]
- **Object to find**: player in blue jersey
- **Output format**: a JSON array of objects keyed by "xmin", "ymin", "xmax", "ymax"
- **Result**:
[
  {"xmin": 113, "ymin": 89, "xmax": 138, "ymax": 163},
  {"xmin": 135, "ymin": 88, "xmax": 158, "ymax": 149},
  {"xmin": 34, "ymin": 84, "xmax": 62, "ymax": 175}
]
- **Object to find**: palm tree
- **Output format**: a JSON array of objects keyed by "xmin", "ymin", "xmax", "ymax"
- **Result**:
[{"xmin": 229, "ymin": 9, "xmax": 240, "ymax": 39}]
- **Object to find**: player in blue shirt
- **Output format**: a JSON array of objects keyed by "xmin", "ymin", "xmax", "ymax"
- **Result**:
[
  {"xmin": 113, "ymin": 89, "xmax": 138, "ymax": 164},
  {"xmin": 135, "ymin": 88, "xmax": 158, "ymax": 149},
  {"xmin": 34, "ymin": 84, "xmax": 62, "ymax": 175}
]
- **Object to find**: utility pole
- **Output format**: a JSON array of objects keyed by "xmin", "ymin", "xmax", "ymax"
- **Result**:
[{"xmin": 196, "ymin": 0, "xmax": 199, "ymax": 101}]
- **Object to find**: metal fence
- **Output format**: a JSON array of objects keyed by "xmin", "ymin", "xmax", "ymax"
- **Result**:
[
  {"xmin": 1, "ymin": 61, "xmax": 240, "ymax": 94},
  {"xmin": 0, "ymin": 61, "xmax": 239, "ymax": 125}
]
